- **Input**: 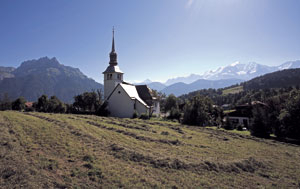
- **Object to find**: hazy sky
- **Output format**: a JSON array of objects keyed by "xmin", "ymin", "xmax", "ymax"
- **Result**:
[{"xmin": 1, "ymin": 0, "xmax": 300, "ymax": 83}]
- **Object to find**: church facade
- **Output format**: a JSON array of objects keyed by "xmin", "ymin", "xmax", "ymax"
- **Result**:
[{"xmin": 103, "ymin": 30, "xmax": 160, "ymax": 118}]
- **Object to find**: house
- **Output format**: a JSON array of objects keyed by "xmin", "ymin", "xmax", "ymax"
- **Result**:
[
  {"xmin": 225, "ymin": 101, "xmax": 268, "ymax": 128},
  {"xmin": 103, "ymin": 29, "xmax": 160, "ymax": 118},
  {"xmin": 226, "ymin": 104, "xmax": 252, "ymax": 128},
  {"xmin": 25, "ymin": 102, "xmax": 33, "ymax": 108}
]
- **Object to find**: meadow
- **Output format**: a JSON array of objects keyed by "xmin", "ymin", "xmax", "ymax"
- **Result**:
[{"xmin": 1, "ymin": 111, "xmax": 300, "ymax": 188}]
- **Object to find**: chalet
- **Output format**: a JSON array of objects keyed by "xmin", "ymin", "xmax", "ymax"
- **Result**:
[
  {"xmin": 225, "ymin": 101, "xmax": 267, "ymax": 128},
  {"xmin": 103, "ymin": 29, "xmax": 160, "ymax": 118}
]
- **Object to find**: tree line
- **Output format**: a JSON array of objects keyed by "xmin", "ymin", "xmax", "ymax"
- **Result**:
[
  {"xmin": 0, "ymin": 90, "xmax": 108, "ymax": 116},
  {"xmin": 161, "ymin": 87, "xmax": 300, "ymax": 141},
  {"xmin": 1, "ymin": 86, "xmax": 300, "ymax": 141}
]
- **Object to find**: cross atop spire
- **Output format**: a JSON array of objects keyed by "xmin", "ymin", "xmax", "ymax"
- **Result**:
[{"xmin": 109, "ymin": 27, "xmax": 118, "ymax": 65}]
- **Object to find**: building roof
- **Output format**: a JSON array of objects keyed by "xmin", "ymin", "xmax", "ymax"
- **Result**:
[
  {"xmin": 136, "ymin": 85, "xmax": 154, "ymax": 106},
  {"xmin": 107, "ymin": 83, "xmax": 149, "ymax": 108},
  {"xmin": 25, "ymin": 102, "xmax": 33, "ymax": 108},
  {"xmin": 102, "ymin": 65, "xmax": 123, "ymax": 74}
]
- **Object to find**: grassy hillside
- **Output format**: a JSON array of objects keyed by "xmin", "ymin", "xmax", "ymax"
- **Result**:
[
  {"xmin": 222, "ymin": 86, "xmax": 244, "ymax": 95},
  {"xmin": 1, "ymin": 111, "xmax": 300, "ymax": 188}
]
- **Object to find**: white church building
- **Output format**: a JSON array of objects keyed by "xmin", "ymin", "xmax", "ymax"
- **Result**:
[{"xmin": 103, "ymin": 29, "xmax": 160, "ymax": 118}]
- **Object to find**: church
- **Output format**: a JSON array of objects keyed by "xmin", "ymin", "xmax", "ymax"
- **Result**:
[{"xmin": 103, "ymin": 29, "xmax": 160, "ymax": 118}]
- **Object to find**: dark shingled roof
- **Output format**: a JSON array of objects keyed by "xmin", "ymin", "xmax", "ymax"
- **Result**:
[{"xmin": 135, "ymin": 85, "xmax": 154, "ymax": 106}]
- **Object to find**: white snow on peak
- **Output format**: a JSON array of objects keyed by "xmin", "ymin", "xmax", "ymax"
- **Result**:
[
  {"xmin": 230, "ymin": 61, "xmax": 240, "ymax": 67},
  {"xmin": 237, "ymin": 71, "xmax": 246, "ymax": 75},
  {"xmin": 278, "ymin": 62, "xmax": 292, "ymax": 70}
]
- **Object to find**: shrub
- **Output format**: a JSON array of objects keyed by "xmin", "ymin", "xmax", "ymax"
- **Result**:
[
  {"xmin": 12, "ymin": 97, "xmax": 26, "ymax": 111},
  {"xmin": 96, "ymin": 102, "xmax": 109, "ymax": 116},
  {"xmin": 139, "ymin": 113, "xmax": 149, "ymax": 120},
  {"xmin": 167, "ymin": 108, "xmax": 181, "ymax": 122},
  {"xmin": 132, "ymin": 111, "xmax": 138, "ymax": 119}
]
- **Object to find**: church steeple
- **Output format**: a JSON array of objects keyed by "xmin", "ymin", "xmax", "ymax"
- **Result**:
[{"xmin": 109, "ymin": 27, "xmax": 118, "ymax": 65}]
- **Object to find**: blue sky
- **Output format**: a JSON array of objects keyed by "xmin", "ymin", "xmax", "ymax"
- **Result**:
[{"xmin": 0, "ymin": 0, "xmax": 300, "ymax": 83}]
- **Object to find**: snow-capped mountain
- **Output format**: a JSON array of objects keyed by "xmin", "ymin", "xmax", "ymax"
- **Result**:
[
  {"xmin": 202, "ymin": 61, "xmax": 277, "ymax": 80},
  {"xmin": 134, "ymin": 60, "xmax": 300, "ymax": 93},
  {"xmin": 163, "ymin": 60, "xmax": 300, "ymax": 84},
  {"xmin": 278, "ymin": 61, "xmax": 300, "ymax": 70}
]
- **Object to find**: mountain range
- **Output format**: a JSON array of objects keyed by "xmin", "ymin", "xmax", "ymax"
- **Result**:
[
  {"xmin": 0, "ymin": 57, "xmax": 103, "ymax": 103},
  {"xmin": 1, "ymin": 58, "xmax": 300, "ymax": 101},
  {"xmin": 137, "ymin": 60, "xmax": 300, "ymax": 95}
]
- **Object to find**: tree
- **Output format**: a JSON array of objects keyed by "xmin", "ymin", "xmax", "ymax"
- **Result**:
[
  {"xmin": 167, "ymin": 108, "xmax": 181, "ymax": 122},
  {"xmin": 48, "ymin": 96, "xmax": 66, "ymax": 113},
  {"xmin": 164, "ymin": 94, "xmax": 178, "ymax": 112},
  {"xmin": 36, "ymin": 95, "xmax": 49, "ymax": 112},
  {"xmin": 12, "ymin": 97, "xmax": 26, "ymax": 111},
  {"xmin": 0, "ymin": 93, "xmax": 12, "ymax": 111},
  {"xmin": 249, "ymin": 105, "xmax": 271, "ymax": 138},
  {"xmin": 183, "ymin": 95, "xmax": 214, "ymax": 126},
  {"xmin": 73, "ymin": 90, "xmax": 104, "ymax": 114},
  {"xmin": 278, "ymin": 90, "xmax": 300, "ymax": 140}
]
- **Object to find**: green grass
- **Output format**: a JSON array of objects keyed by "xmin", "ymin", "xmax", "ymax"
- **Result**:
[
  {"xmin": 222, "ymin": 86, "xmax": 244, "ymax": 95},
  {"xmin": 1, "ymin": 111, "xmax": 300, "ymax": 188}
]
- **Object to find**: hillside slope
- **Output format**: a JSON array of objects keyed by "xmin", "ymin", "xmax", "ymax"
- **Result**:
[
  {"xmin": 243, "ymin": 68, "xmax": 300, "ymax": 90},
  {"xmin": 162, "ymin": 79, "xmax": 243, "ymax": 96},
  {"xmin": 1, "ymin": 111, "xmax": 300, "ymax": 188}
]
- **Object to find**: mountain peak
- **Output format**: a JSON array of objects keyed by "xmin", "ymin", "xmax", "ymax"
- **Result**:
[
  {"xmin": 0, "ymin": 57, "xmax": 102, "ymax": 102},
  {"xmin": 230, "ymin": 61, "xmax": 240, "ymax": 67}
]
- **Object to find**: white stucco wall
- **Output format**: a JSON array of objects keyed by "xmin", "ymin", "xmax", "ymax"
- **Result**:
[
  {"xmin": 104, "ymin": 73, "xmax": 123, "ymax": 99},
  {"xmin": 107, "ymin": 85, "xmax": 149, "ymax": 118},
  {"xmin": 152, "ymin": 101, "xmax": 160, "ymax": 115},
  {"xmin": 135, "ymin": 100, "xmax": 149, "ymax": 116}
]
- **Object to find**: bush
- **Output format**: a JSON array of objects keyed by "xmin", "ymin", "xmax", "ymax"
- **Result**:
[
  {"xmin": 167, "ymin": 108, "xmax": 181, "ymax": 122},
  {"xmin": 12, "ymin": 97, "xmax": 26, "ymax": 111},
  {"xmin": 96, "ymin": 102, "xmax": 109, "ymax": 116},
  {"xmin": 139, "ymin": 113, "xmax": 149, "ymax": 120},
  {"xmin": 132, "ymin": 111, "xmax": 138, "ymax": 119},
  {"xmin": 164, "ymin": 94, "xmax": 178, "ymax": 112}
]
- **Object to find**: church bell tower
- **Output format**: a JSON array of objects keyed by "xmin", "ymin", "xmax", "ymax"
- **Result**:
[{"xmin": 103, "ymin": 28, "xmax": 124, "ymax": 99}]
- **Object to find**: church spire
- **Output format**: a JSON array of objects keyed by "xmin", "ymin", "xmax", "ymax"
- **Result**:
[
  {"xmin": 111, "ymin": 27, "xmax": 115, "ymax": 52},
  {"xmin": 109, "ymin": 27, "xmax": 118, "ymax": 65}
]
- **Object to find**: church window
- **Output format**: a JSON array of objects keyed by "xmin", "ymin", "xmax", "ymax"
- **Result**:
[
  {"xmin": 109, "ymin": 74, "xmax": 112, "ymax": 79},
  {"xmin": 117, "ymin": 74, "xmax": 121, "ymax": 80},
  {"xmin": 118, "ymin": 91, "xmax": 121, "ymax": 94}
]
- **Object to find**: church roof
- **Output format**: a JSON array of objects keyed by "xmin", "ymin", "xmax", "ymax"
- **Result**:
[
  {"xmin": 102, "ymin": 65, "xmax": 123, "ymax": 73},
  {"xmin": 136, "ymin": 85, "xmax": 155, "ymax": 106},
  {"xmin": 120, "ymin": 83, "xmax": 149, "ymax": 107},
  {"xmin": 106, "ymin": 82, "xmax": 149, "ymax": 108}
]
